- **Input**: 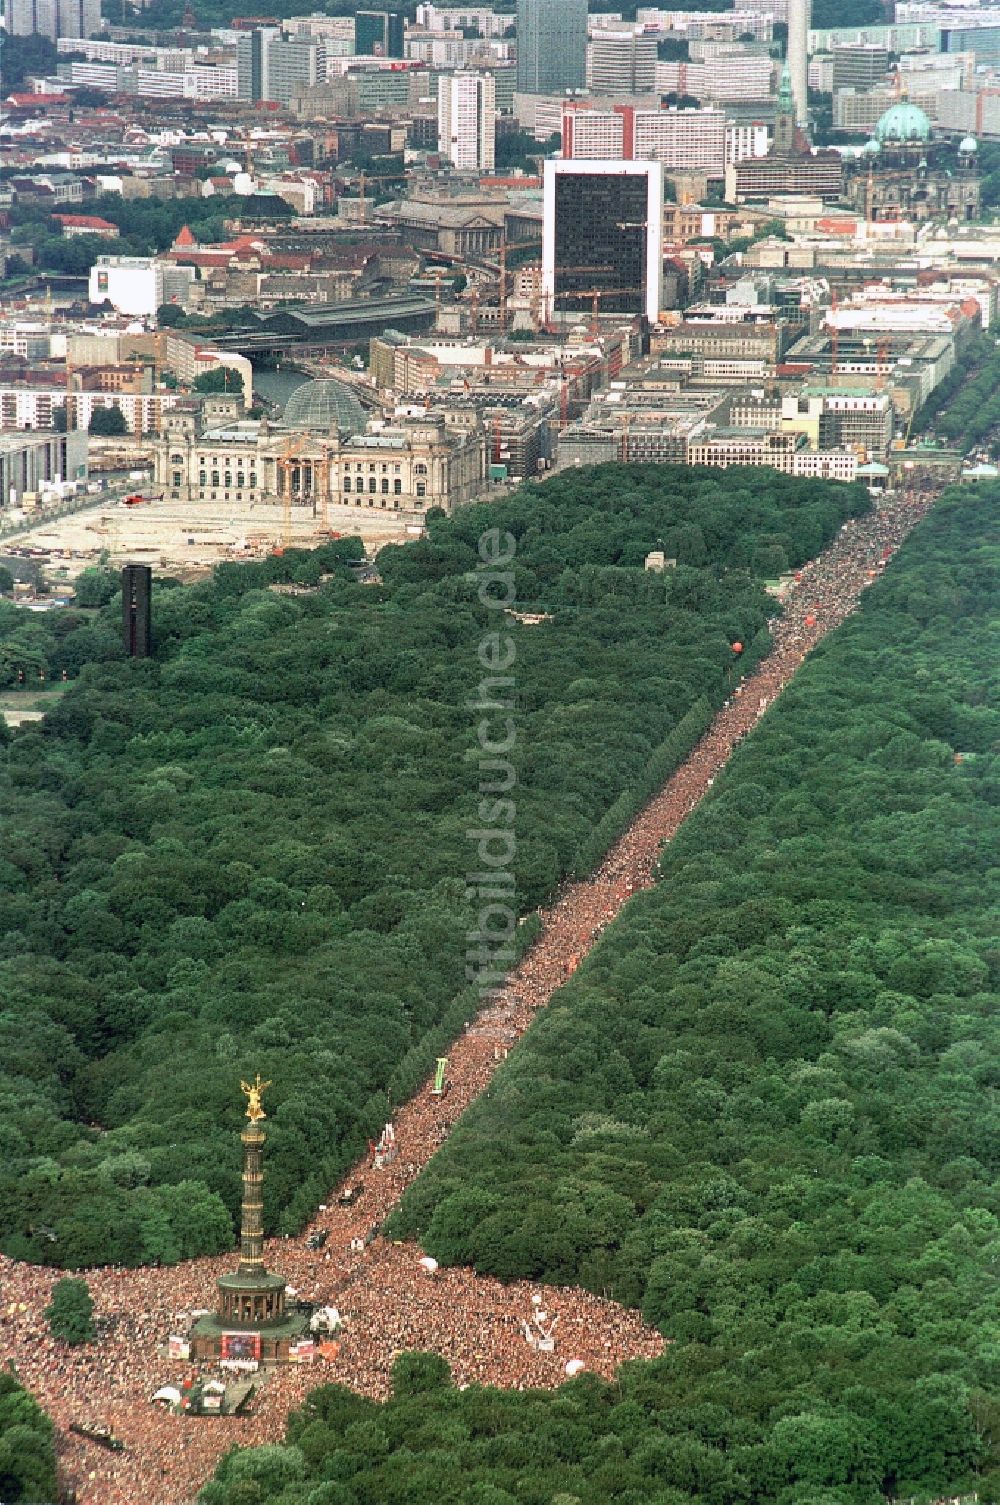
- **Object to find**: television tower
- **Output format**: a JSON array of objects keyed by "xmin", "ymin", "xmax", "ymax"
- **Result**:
[{"xmin": 787, "ymin": 0, "xmax": 810, "ymax": 129}]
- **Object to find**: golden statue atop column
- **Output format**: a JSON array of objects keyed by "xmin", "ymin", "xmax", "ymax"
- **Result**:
[
  {"xmin": 241, "ymin": 1073, "xmax": 271, "ymax": 1123},
  {"xmin": 190, "ymin": 1073, "xmax": 307, "ymax": 1363}
]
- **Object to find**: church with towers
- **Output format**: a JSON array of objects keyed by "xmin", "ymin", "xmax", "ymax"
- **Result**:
[
  {"xmin": 725, "ymin": 64, "xmax": 845, "ymax": 203},
  {"xmin": 726, "ymin": 65, "xmax": 981, "ymax": 223},
  {"xmin": 842, "ymin": 101, "xmax": 982, "ymax": 224}
]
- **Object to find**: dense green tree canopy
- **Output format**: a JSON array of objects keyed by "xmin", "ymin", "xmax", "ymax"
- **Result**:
[
  {"xmin": 0, "ymin": 1372, "xmax": 56, "ymax": 1505},
  {"xmin": 9, "ymin": 192, "xmax": 291, "ymax": 280},
  {"xmin": 0, "ymin": 467, "xmax": 865, "ymax": 1268},
  {"xmin": 921, "ymin": 334, "xmax": 1000, "ymax": 451},
  {"xmin": 88, "ymin": 406, "xmax": 130, "ymax": 435},
  {"xmin": 388, "ymin": 486, "xmax": 1000, "ymax": 1505},
  {"xmin": 193, "ymin": 368, "xmax": 245, "ymax": 395},
  {"xmin": 45, "ymin": 1275, "xmax": 95, "ymax": 1345}
]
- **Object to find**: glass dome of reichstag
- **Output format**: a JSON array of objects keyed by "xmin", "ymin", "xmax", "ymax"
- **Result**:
[
  {"xmin": 874, "ymin": 102, "xmax": 933, "ymax": 144},
  {"xmin": 282, "ymin": 378, "xmax": 366, "ymax": 435}
]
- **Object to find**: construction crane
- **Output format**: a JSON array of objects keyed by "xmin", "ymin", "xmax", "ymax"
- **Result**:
[
  {"xmin": 547, "ymin": 267, "xmax": 626, "ymax": 325},
  {"xmin": 276, "ymin": 433, "xmax": 330, "ymax": 551},
  {"xmin": 487, "ymin": 234, "xmax": 542, "ymax": 335},
  {"xmin": 496, "ymin": 235, "xmax": 542, "ymax": 334},
  {"xmin": 559, "ymin": 373, "xmax": 570, "ymax": 428},
  {"xmin": 357, "ymin": 170, "xmax": 405, "ymax": 206},
  {"xmin": 498, "ymin": 239, "xmax": 509, "ymax": 335},
  {"xmin": 865, "ymin": 157, "xmax": 875, "ymax": 231},
  {"xmin": 429, "ymin": 265, "xmax": 448, "ymax": 324},
  {"xmin": 551, "ymin": 283, "xmax": 644, "ymax": 331},
  {"xmin": 875, "ymin": 334, "xmax": 891, "ymax": 390},
  {"xmin": 829, "ymin": 289, "xmax": 839, "ymax": 377}
]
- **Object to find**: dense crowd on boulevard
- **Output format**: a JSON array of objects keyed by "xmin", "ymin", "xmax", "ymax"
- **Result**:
[{"xmin": 0, "ymin": 485, "xmax": 940, "ymax": 1505}]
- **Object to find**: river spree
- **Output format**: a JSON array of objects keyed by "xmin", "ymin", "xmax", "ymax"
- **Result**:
[{"xmin": 251, "ymin": 365, "xmax": 308, "ymax": 410}]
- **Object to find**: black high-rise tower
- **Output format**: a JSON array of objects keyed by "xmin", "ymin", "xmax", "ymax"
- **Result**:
[{"xmin": 122, "ymin": 564, "xmax": 151, "ymax": 659}]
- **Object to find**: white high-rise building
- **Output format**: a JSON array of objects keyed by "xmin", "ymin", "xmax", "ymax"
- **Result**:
[
  {"xmin": 586, "ymin": 30, "xmax": 658, "ymax": 93},
  {"xmin": 725, "ymin": 122, "xmax": 771, "ymax": 165},
  {"xmin": 7, "ymin": 0, "xmax": 99, "ymax": 39},
  {"xmin": 634, "ymin": 107, "xmax": 727, "ymax": 173},
  {"xmin": 561, "ymin": 103, "xmax": 728, "ymax": 177},
  {"xmin": 787, "ymin": 0, "xmax": 810, "ymax": 126},
  {"xmin": 89, "ymin": 257, "xmax": 194, "ymax": 319},
  {"xmin": 438, "ymin": 71, "xmax": 496, "ymax": 171}
]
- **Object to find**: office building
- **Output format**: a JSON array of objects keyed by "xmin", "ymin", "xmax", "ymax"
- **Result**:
[
  {"xmin": 516, "ymin": 0, "xmax": 586, "ymax": 94},
  {"xmin": 6, "ymin": 0, "xmax": 99, "ymax": 39},
  {"xmin": 236, "ymin": 26, "xmax": 280, "ymax": 101},
  {"xmin": 355, "ymin": 10, "xmax": 404, "ymax": 57},
  {"xmin": 542, "ymin": 158, "xmax": 663, "ymax": 324},
  {"xmin": 562, "ymin": 104, "xmax": 728, "ymax": 177},
  {"xmin": 439, "ymin": 72, "xmax": 496, "ymax": 171},
  {"xmin": 687, "ymin": 428, "xmax": 856, "ymax": 480},
  {"xmin": 831, "ymin": 43, "xmax": 889, "ymax": 90},
  {"xmin": 726, "ymin": 122, "xmax": 771, "ymax": 165},
  {"xmin": 89, "ymin": 256, "xmax": 194, "ymax": 318},
  {"xmin": 236, "ymin": 26, "xmax": 324, "ymax": 103},
  {"xmin": 656, "ymin": 51, "xmax": 774, "ymax": 100},
  {"xmin": 263, "ymin": 36, "xmax": 326, "ymax": 103},
  {"xmin": 635, "ymin": 107, "xmax": 727, "ymax": 174},
  {"xmin": 941, "ymin": 24, "xmax": 1000, "ymax": 65},
  {"xmin": 561, "ymin": 104, "xmax": 626, "ymax": 160},
  {"xmin": 587, "ymin": 30, "xmax": 658, "ymax": 94},
  {"xmin": 0, "ymin": 430, "xmax": 87, "ymax": 510},
  {"xmin": 833, "ymin": 85, "xmax": 938, "ymax": 132},
  {"xmin": 729, "ymin": 388, "xmax": 894, "ymax": 459}
]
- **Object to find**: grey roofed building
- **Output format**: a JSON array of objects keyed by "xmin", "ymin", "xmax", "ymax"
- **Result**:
[{"xmin": 282, "ymin": 378, "xmax": 367, "ymax": 435}]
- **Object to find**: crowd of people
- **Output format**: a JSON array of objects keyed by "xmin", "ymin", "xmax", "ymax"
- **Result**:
[{"xmin": 0, "ymin": 484, "xmax": 940, "ymax": 1505}]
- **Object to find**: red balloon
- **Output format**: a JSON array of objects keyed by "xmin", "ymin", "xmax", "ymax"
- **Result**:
[{"xmin": 731, "ymin": 641, "xmax": 743, "ymax": 654}]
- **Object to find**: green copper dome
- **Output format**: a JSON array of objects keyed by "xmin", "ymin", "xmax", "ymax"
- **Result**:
[
  {"xmin": 282, "ymin": 379, "xmax": 366, "ymax": 436},
  {"xmin": 874, "ymin": 102, "xmax": 932, "ymax": 144}
]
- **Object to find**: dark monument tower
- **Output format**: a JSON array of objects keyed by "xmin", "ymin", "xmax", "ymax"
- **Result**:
[
  {"xmin": 190, "ymin": 1075, "xmax": 307, "ymax": 1362},
  {"xmin": 121, "ymin": 564, "xmax": 151, "ymax": 658}
]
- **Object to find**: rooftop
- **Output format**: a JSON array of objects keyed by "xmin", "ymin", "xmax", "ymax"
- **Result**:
[{"xmin": 282, "ymin": 378, "xmax": 367, "ymax": 435}]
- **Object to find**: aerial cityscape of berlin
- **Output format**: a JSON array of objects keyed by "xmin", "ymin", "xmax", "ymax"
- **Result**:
[{"xmin": 0, "ymin": 0, "xmax": 996, "ymax": 1502}]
